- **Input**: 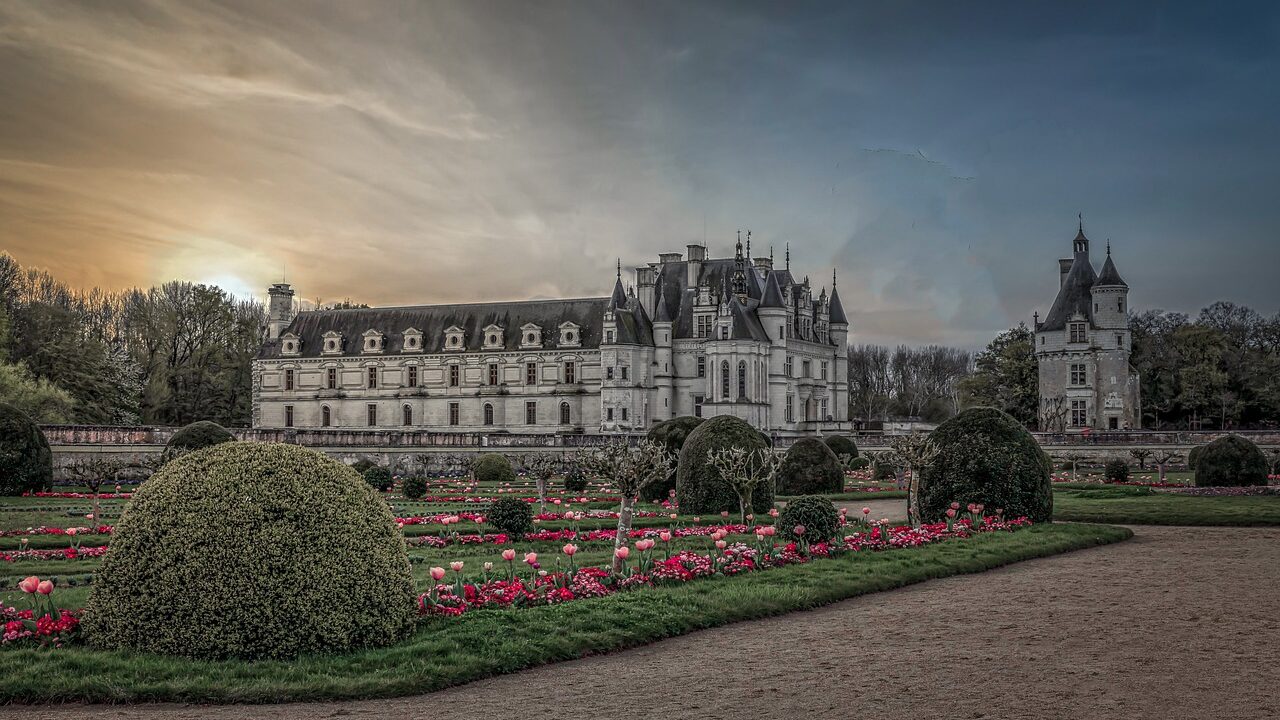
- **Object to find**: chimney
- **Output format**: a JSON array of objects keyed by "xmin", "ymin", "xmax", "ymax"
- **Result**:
[
  {"xmin": 636, "ymin": 266, "xmax": 657, "ymax": 317},
  {"xmin": 686, "ymin": 244, "xmax": 706, "ymax": 287},
  {"xmin": 658, "ymin": 252, "xmax": 682, "ymax": 264},
  {"xmin": 1058, "ymin": 258, "xmax": 1073, "ymax": 288},
  {"xmin": 753, "ymin": 256, "xmax": 772, "ymax": 272},
  {"xmin": 266, "ymin": 283, "xmax": 295, "ymax": 340}
]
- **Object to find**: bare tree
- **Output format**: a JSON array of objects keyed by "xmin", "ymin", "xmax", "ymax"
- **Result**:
[
  {"xmin": 1151, "ymin": 450, "xmax": 1181, "ymax": 484},
  {"xmin": 888, "ymin": 433, "xmax": 939, "ymax": 527},
  {"xmin": 584, "ymin": 440, "xmax": 674, "ymax": 573},
  {"xmin": 1129, "ymin": 449, "xmax": 1153, "ymax": 470},
  {"xmin": 521, "ymin": 452, "xmax": 562, "ymax": 513},
  {"xmin": 706, "ymin": 447, "xmax": 783, "ymax": 524}
]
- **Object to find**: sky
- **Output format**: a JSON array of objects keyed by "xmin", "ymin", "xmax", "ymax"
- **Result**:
[{"xmin": 1, "ymin": 0, "xmax": 1278, "ymax": 348}]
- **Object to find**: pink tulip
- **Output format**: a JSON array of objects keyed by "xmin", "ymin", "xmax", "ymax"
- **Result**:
[
  {"xmin": 66, "ymin": 528, "xmax": 78, "ymax": 536},
  {"xmin": 693, "ymin": 516, "xmax": 701, "ymax": 524},
  {"xmin": 429, "ymin": 567, "xmax": 446, "ymax": 581},
  {"xmin": 721, "ymin": 511, "xmax": 730, "ymax": 518},
  {"xmin": 945, "ymin": 508, "xmax": 957, "ymax": 518},
  {"xmin": 18, "ymin": 576, "xmax": 39, "ymax": 594},
  {"xmin": 793, "ymin": 524, "xmax": 807, "ymax": 536},
  {"xmin": 950, "ymin": 502, "xmax": 961, "ymax": 510},
  {"xmin": 659, "ymin": 531, "xmax": 672, "ymax": 542},
  {"xmin": 37, "ymin": 580, "xmax": 53, "ymax": 595},
  {"xmin": 524, "ymin": 552, "xmax": 538, "ymax": 565},
  {"xmin": 502, "ymin": 549, "xmax": 516, "ymax": 561},
  {"xmin": 562, "ymin": 543, "xmax": 578, "ymax": 556},
  {"xmin": 85, "ymin": 514, "xmax": 94, "ymax": 520},
  {"xmin": 862, "ymin": 507, "xmax": 871, "ymax": 515},
  {"xmin": 564, "ymin": 511, "xmax": 574, "ymax": 519},
  {"xmin": 614, "ymin": 546, "xmax": 630, "ymax": 560},
  {"xmin": 449, "ymin": 561, "xmax": 464, "ymax": 572},
  {"xmin": 768, "ymin": 508, "xmax": 779, "ymax": 518},
  {"xmin": 715, "ymin": 540, "xmax": 727, "ymax": 550},
  {"xmin": 669, "ymin": 513, "xmax": 678, "ymax": 519}
]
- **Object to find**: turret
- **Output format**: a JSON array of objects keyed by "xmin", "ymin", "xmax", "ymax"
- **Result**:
[
  {"xmin": 266, "ymin": 283, "xmax": 295, "ymax": 340},
  {"xmin": 1091, "ymin": 242, "xmax": 1130, "ymax": 339}
]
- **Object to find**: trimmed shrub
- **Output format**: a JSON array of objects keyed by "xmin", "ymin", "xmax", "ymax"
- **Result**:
[
  {"xmin": 1187, "ymin": 446, "xmax": 1204, "ymax": 470},
  {"xmin": 873, "ymin": 462, "xmax": 896, "ymax": 481},
  {"xmin": 0, "ymin": 403, "xmax": 52, "ymax": 496},
  {"xmin": 82, "ymin": 442, "xmax": 415, "ymax": 660},
  {"xmin": 562, "ymin": 465, "xmax": 588, "ymax": 493},
  {"xmin": 1104, "ymin": 459, "xmax": 1130, "ymax": 483},
  {"xmin": 848, "ymin": 456, "xmax": 870, "ymax": 471},
  {"xmin": 363, "ymin": 465, "xmax": 393, "ymax": 491},
  {"xmin": 487, "ymin": 496, "xmax": 533, "ymax": 536},
  {"xmin": 777, "ymin": 495, "xmax": 840, "ymax": 542},
  {"xmin": 472, "ymin": 453, "xmax": 515, "ymax": 484},
  {"xmin": 162, "ymin": 420, "xmax": 233, "ymax": 463},
  {"xmin": 777, "ymin": 438, "xmax": 844, "ymax": 495},
  {"xmin": 675, "ymin": 416, "xmax": 774, "ymax": 514},
  {"xmin": 351, "ymin": 458, "xmax": 377, "ymax": 475},
  {"xmin": 1194, "ymin": 434, "xmax": 1268, "ymax": 488},
  {"xmin": 641, "ymin": 416, "xmax": 704, "ymax": 502},
  {"xmin": 917, "ymin": 407, "xmax": 1053, "ymax": 523},
  {"xmin": 823, "ymin": 435, "xmax": 859, "ymax": 461},
  {"xmin": 403, "ymin": 475, "xmax": 428, "ymax": 499}
]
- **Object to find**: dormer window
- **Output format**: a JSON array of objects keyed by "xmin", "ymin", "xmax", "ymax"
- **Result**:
[
  {"xmin": 520, "ymin": 323, "xmax": 543, "ymax": 349},
  {"xmin": 1069, "ymin": 322, "xmax": 1088, "ymax": 344},
  {"xmin": 280, "ymin": 332, "xmax": 301, "ymax": 356},
  {"xmin": 402, "ymin": 327, "xmax": 423, "ymax": 353},
  {"xmin": 444, "ymin": 326, "xmax": 465, "ymax": 351},
  {"xmin": 321, "ymin": 331, "xmax": 344, "ymax": 356},
  {"xmin": 558, "ymin": 322, "xmax": 581, "ymax": 347},
  {"xmin": 483, "ymin": 324, "xmax": 505, "ymax": 350},
  {"xmin": 361, "ymin": 329, "xmax": 385, "ymax": 354}
]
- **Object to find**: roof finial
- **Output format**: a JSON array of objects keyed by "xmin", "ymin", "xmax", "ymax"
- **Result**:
[
  {"xmin": 770, "ymin": 245, "xmax": 774, "ymax": 262},
  {"xmin": 832, "ymin": 268, "xmax": 837, "ymax": 288},
  {"xmin": 785, "ymin": 242, "xmax": 791, "ymax": 270},
  {"xmin": 1078, "ymin": 212, "xmax": 1083, "ymax": 234},
  {"xmin": 746, "ymin": 230, "xmax": 751, "ymax": 259},
  {"xmin": 616, "ymin": 258, "xmax": 621, "ymax": 279},
  {"xmin": 1106, "ymin": 239, "xmax": 1112, "ymax": 255}
]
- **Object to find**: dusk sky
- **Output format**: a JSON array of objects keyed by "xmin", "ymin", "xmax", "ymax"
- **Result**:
[{"xmin": 1, "ymin": 0, "xmax": 1278, "ymax": 347}]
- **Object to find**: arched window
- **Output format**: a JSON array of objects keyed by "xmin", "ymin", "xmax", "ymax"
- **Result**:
[
  {"xmin": 402, "ymin": 404, "xmax": 412, "ymax": 426},
  {"xmin": 560, "ymin": 402, "xmax": 571, "ymax": 425},
  {"xmin": 321, "ymin": 405, "xmax": 331, "ymax": 427},
  {"xmin": 720, "ymin": 361, "xmax": 730, "ymax": 401},
  {"xmin": 737, "ymin": 360, "xmax": 747, "ymax": 400},
  {"xmin": 483, "ymin": 403, "xmax": 494, "ymax": 426}
]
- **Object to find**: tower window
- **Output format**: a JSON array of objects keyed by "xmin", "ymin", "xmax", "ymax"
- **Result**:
[
  {"xmin": 1070, "ymin": 400, "xmax": 1087, "ymax": 428},
  {"xmin": 327, "ymin": 368, "xmax": 337, "ymax": 389},
  {"xmin": 720, "ymin": 360, "xmax": 730, "ymax": 400},
  {"xmin": 737, "ymin": 360, "xmax": 747, "ymax": 400},
  {"xmin": 694, "ymin": 395, "xmax": 704, "ymax": 418},
  {"xmin": 1116, "ymin": 333, "xmax": 1124, "ymax": 347},
  {"xmin": 1069, "ymin": 323, "xmax": 1088, "ymax": 343},
  {"xmin": 1070, "ymin": 364, "xmax": 1087, "ymax": 386},
  {"xmin": 1118, "ymin": 299, "xmax": 1124, "ymax": 313}
]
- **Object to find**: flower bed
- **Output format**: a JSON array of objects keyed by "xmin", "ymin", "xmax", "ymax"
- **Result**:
[
  {"xmin": 22, "ymin": 492, "xmax": 133, "ymax": 500},
  {"xmin": 0, "ymin": 525, "xmax": 113, "ymax": 538},
  {"xmin": 1, "ymin": 545, "xmax": 108, "ymax": 562}
]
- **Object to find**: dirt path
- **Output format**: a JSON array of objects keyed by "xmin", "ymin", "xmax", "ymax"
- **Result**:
[{"xmin": 15, "ymin": 525, "xmax": 1280, "ymax": 720}]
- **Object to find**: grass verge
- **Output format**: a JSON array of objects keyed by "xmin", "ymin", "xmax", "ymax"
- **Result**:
[
  {"xmin": 0, "ymin": 522, "xmax": 1130, "ymax": 704},
  {"xmin": 1053, "ymin": 490, "xmax": 1280, "ymax": 526}
]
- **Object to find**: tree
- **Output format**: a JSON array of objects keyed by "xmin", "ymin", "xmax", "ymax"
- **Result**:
[
  {"xmin": 706, "ymin": 447, "xmax": 783, "ymax": 524},
  {"xmin": 957, "ymin": 324, "xmax": 1037, "ymax": 428},
  {"xmin": 0, "ymin": 362, "xmax": 74, "ymax": 423},
  {"xmin": 888, "ymin": 432, "xmax": 939, "ymax": 527},
  {"xmin": 1151, "ymin": 450, "xmax": 1181, "ymax": 484},
  {"xmin": 1129, "ymin": 449, "xmax": 1153, "ymax": 470},
  {"xmin": 585, "ymin": 440, "xmax": 674, "ymax": 573},
  {"xmin": 521, "ymin": 452, "xmax": 562, "ymax": 513}
]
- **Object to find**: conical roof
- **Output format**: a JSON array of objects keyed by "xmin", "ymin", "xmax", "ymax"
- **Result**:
[{"xmin": 1096, "ymin": 249, "xmax": 1128, "ymax": 287}]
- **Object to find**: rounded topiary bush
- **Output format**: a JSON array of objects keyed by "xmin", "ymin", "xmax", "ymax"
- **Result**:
[
  {"xmin": 848, "ymin": 456, "xmax": 870, "ymax": 471},
  {"xmin": 403, "ymin": 475, "xmax": 428, "ymax": 499},
  {"xmin": 873, "ymin": 462, "xmax": 896, "ymax": 481},
  {"xmin": 487, "ymin": 496, "xmax": 533, "ymax": 536},
  {"xmin": 82, "ymin": 442, "xmax": 415, "ymax": 660},
  {"xmin": 1194, "ymin": 434, "xmax": 1268, "ymax": 487},
  {"xmin": 1104, "ymin": 459, "xmax": 1130, "ymax": 483},
  {"xmin": 1188, "ymin": 446, "xmax": 1204, "ymax": 470},
  {"xmin": 363, "ymin": 465, "xmax": 393, "ymax": 491},
  {"xmin": 776, "ymin": 495, "xmax": 840, "ymax": 542},
  {"xmin": 823, "ymin": 435, "xmax": 859, "ymax": 462},
  {"xmin": 562, "ymin": 464, "xmax": 588, "ymax": 493},
  {"xmin": 472, "ymin": 453, "xmax": 515, "ymax": 484},
  {"xmin": 777, "ymin": 438, "xmax": 844, "ymax": 495},
  {"xmin": 917, "ymin": 407, "xmax": 1053, "ymax": 523},
  {"xmin": 641, "ymin": 416, "xmax": 704, "ymax": 502},
  {"xmin": 0, "ymin": 403, "xmax": 51, "ymax": 496},
  {"xmin": 675, "ymin": 415, "xmax": 773, "ymax": 514},
  {"xmin": 162, "ymin": 420, "xmax": 234, "ymax": 463}
]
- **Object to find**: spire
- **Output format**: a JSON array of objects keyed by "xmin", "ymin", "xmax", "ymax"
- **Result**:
[
  {"xmin": 653, "ymin": 280, "xmax": 672, "ymax": 323},
  {"xmin": 745, "ymin": 230, "xmax": 751, "ymax": 260},
  {"xmin": 1096, "ymin": 245, "xmax": 1128, "ymax": 287},
  {"xmin": 828, "ymin": 283, "xmax": 848, "ymax": 325},
  {"xmin": 832, "ymin": 268, "xmax": 837, "ymax": 288},
  {"xmin": 609, "ymin": 275, "xmax": 627, "ymax": 309},
  {"xmin": 616, "ymin": 258, "xmax": 622, "ymax": 280},
  {"xmin": 1072, "ymin": 216, "xmax": 1089, "ymax": 256},
  {"xmin": 761, "ymin": 271, "xmax": 786, "ymax": 308}
]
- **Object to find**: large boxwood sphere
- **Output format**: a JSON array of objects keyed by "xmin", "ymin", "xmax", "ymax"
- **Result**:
[
  {"xmin": 162, "ymin": 420, "xmax": 234, "ymax": 463},
  {"xmin": 675, "ymin": 415, "xmax": 774, "ymax": 514},
  {"xmin": 0, "ymin": 402, "xmax": 51, "ymax": 495},
  {"xmin": 641, "ymin": 416, "xmax": 704, "ymax": 501},
  {"xmin": 777, "ymin": 495, "xmax": 841, "ymax": 542},
  {"xmin": 917, "ymin": 407, "xmax": 1053, "ymax": 523},
  {"xmin": 472, "ymin": 453, "xmax": 515, "ymax": 484},
  {"xmin": 82, "ymin": 442, "xmax": 415, "ymax": 660},
  {"xmin": 777, "ymin": 438, "xmax": 844, "ymax": 495},
  {"xmin": 1194, "ymin": 434, "xmax": 1268, "ymax": 487},
  {"xmin": 823, "ymin": 435, "xmax": 859, "ymax": 460}
]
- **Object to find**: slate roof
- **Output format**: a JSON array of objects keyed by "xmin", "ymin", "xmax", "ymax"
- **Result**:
[
  {"xmin": 258, "ymin": 298, "xmax": 607, "ymax": 359},
  {"xmin": 828, "ymin": 286, "xmax": 848, "ymax": 325},
  {"xmin": 1096, "ymin": 251, "xmax": 1128, "ymax": 287}
]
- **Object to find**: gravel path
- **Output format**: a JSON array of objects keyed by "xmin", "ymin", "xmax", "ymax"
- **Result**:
[{"xmin": 13, "ymin": 525, "xmax": 1279, "ymax": 720}]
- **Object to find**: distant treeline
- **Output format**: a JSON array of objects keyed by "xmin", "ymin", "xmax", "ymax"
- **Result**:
[{"xmin": 846, "ymin": 344, "xmax": 973, "ymax": 423}]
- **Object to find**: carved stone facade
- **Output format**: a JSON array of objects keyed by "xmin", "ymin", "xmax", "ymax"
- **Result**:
[
  {"xmin": 1034, "ymin": 223, "xmax": 1141, "ymax": 432},
  {"xmin": 253, "ymin": 239, "xmax": 850, "ymax": 436}
]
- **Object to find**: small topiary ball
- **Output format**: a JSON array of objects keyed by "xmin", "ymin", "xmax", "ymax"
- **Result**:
[
  {"xmin": 676, "ymin": 415, "xmax": 774, "ymax": 514},
  {"xmin": 562, "ymin": 465, "xmax": 588, "ymax": 493},
  {"xmin": 82, "ymin": 442, "xmax": 415, "ymax": 660},
  {"xmin": 472, "ymin": 453, "xmax": 516, "ymax": 484},
  {"xmin": 162, "ymin": 420, "xmax": 233, "ymax": 463},
  {"xmin": 0, "ymin": 402, "xmax": 52, "ymax": 496},
  {"xmin": 350, "ymin": 458, "xmax": 377, "ymax": 475},
  {"xmin": 1194, "ymin": 434, "xmax": 1268, "ymax": 487},
  {"xmin": 641, "ymin": 416, "xmax": 704, "ymax": 501},
  {"xmin": 873, "ymin": 462, "xmax": 896, "ymax": 481},
  {"xmin": 487, "ymin": 496, "xmax": 533, "ymax": 536},
  {"xmin": 403, "ymin": 475, "xmax": 428, "ymax": 499},
  {"xmin": 918, "ymin": 407, "xmax": 1053, "ymax": 523},
  {"xmin": 777, "ymin": 438, "xmax": 844, "ymax": 495},
  {"xmin": 848, "ymin": 456, "xmax": 870, "ymax": 471},
  {"xmin": 363, "ymin": 465, "xmax": 393, "ymax": 491},
  {"xmin": 823, "ymin": 435, "xmax": 859, "ymax": 461},
  {"xmin": 1104, "ymin": 459, "xmax": 1130, "ymax": 483},
  {"xmin": 776, "ymin": 496, "xmax": 840, "ymax": 543}
]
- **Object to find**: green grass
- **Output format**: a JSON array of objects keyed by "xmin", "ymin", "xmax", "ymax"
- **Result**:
[
  {"xmin": 0, "ymin": 522, "xmax": 1130, "ymax": 704},
  {"xmin": 1053, "ymin": 490, "xmax": 1280, "ymax": 526}
]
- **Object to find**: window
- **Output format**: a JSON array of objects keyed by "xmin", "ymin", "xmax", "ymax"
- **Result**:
[
  {"xmin": 407, "ymin": 366, "xmax": 418, "ymax": 388},
  {"xmin": 402, "ymin": 404, "xmax": 412, "ymax": 426},
  {"xmin": 560, "ymin": 402, "xmax": 571, "ymax": 425},
  {"xmin": 621, "ymin": 408, "xmax": 628, "ymax": 421},
  {"xmin": 321, "ymin": 405, "xmax": 331, "ymax": 427},
  {"xmin": 694, "ymin": 395, "xmax": 705, "ymax": 418},
  {"xmin": 526, "ymin": 401, "xmax": 537, "ymax": 425},
  {"xmin": 719, "ymin": 325, "xmax": 728, "ymax": 340},
  {"xmin": 606, "ymin": 330, "xmax": 615, "ymax": 343},
  {"xmin": 1069, "ymin": 323, "xmax": 1088, "ymax": 343},
  {"xmin": 284, "ymin": 405, "xmax": 294, "ymax": 427},
  {"xmin": 784, "ymin": 355, "xmax": 794, "ymax": 377},
  {"xmin": 483, "ymin": 403, "xmax": 494, "ymax": 426},
  {"xmin": 284, "ymin": 369, "xmax": 294, "ymax": 391},
  {"xmin": 821, "ymin": 361, "xmax": 829, "ymax": 380},
  {"xmin": 526, "ymin": 362, "xmax": 537, "ymax": 385},
  {"xmin": 720, "ymin": 360, "xmax": 730, "ymax": 400},
  {"xmin": 488, "ymin": 363, "xmax": 499, "ymax": 386},
  {"xmin": 785, "ymin": 395, "xmax": 794, "ymax": 423},
  {"xmin": 327, "ymin": 368, "xmax": 336, "ymax": 389},
  {"xmin": 606, "ymin": 407, "xmax": 614, "ymax": 421},
  {"xmin": 802, "ymin": 360, "xmax": 811, "ymax": 378},
  {"xmin": 1116, "ymin": 333, "xmax": 1124, "ymax": 348},
  {"xmin": 1118, "ymin": 299, "xmax": 1124, "ymax": 313},
  {"xmin": 564, "ymin": 361, "xmax": 576, "ymax": 384},
  {"xmin": 449, "ymin": 365, "xmax": 459, "ymax": 387},
  {"xmin": 737, "ymin": 360, "xmax": 747, "ymax": 400},
  {"xmin": 697, "ymin": 356, "xmax": 706, "ymax": 378},
  {"xmin": 620, "ymin": 366, "xmax": 629, "ymax": 380},
  {"xmin": 696, "ymin": 315, "xmax": 711, "ymax": 338},
  {"xmin": 1070, "ymin": 364, "xmax": 1087, "ymax": 386},
  {"xmin": 367, "ymin": 404, "xmax": 377, "ymax": 427},
  {"xmin": 820, "ymin": 398, "xmax": 829, "ymax": 420},
  {"xmin": 606, "ymin": 367, "xmax": 615, "ymax": 380},
  {"xmin": 1070, "ymin": 400, "xmax": 1087, "ymax": 428},
  {"xmin": 448, "ymin": 402, "xmax": 459, "ymax": 426},
  {"xmin": 367, "ymin": 367, "xmax": 378, "ymax": 389}
]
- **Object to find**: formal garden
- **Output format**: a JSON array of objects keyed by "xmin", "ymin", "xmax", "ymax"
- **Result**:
[{"xmin": 0, "ymin": 403, "xmax": 1276, "ymax": 703}]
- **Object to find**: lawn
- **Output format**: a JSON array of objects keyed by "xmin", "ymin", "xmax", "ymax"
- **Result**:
[
  {"xmin": 1052, "ymin": 486, "xmax": 1280, "ymax": 526},
  {"xmin": 0, "ymin": 521, "xmax": 1130, "ymax": 704}
]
